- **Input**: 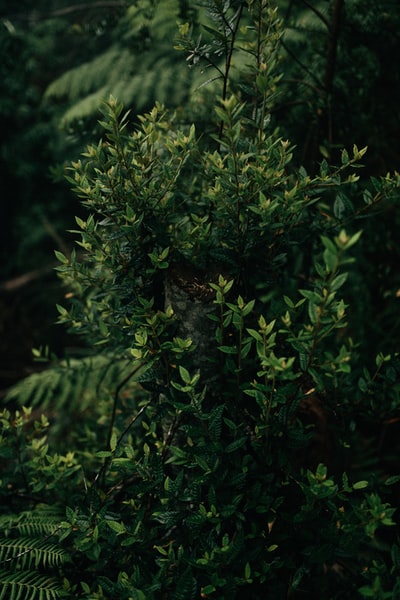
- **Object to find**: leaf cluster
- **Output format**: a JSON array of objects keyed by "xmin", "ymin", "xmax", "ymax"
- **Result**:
[
  {"xmin": 2, "ymin": 2, "xmax": 400, "ymax": 599},
  {"xmin": 0, "ymin": 506, "xmax": 68, "ymax": 600}
]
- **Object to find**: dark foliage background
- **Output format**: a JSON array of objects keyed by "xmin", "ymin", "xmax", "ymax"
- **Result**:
[{"xmin": 1, "ymin": 1, "xmax": 399, "ymax": 389}]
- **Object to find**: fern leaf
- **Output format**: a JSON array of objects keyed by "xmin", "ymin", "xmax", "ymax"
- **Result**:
[
  {"xmin": 0, "ymin": 507, "xmax": 67, "ymax": 600},
  {"xmin": 0, "ymin": 570, "xmax": 63, "ymax": 600},
  {"xmin": 171, "ymin": 567, "xmax": 196, "ymax": 600},
  {"xmin": 44, "ymin": 0, "xmax": 192, "ymax": 124},
  {"xmin": 208, "ymin": 403, "xmax": 225, "ymax": 441},
  {"xmin": 5, "ymin": 354, "xmax": 146, "ymax": 412},
  {"xmin": 0, "ymin": 537, "xmax": 68, "ymax": 570},
  {"xmin": 0, "ymin": 506, "xmax": 62, "ymax": 537}
]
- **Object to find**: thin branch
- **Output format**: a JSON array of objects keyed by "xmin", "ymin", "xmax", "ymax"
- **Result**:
[
  {"xmin": 324, "ymin": 0, "xmax": 344, "ymax": 94},
  {"xmin": 106, "ymin": 361, "xmax": 146, "ymax": 452},
  {"xmin": 93, "ymin": 397, "xmax": 150, "ymax": 491},
  {"xmin": 221, "ymin": 4, "xmax": 244, "ymax": 102},
  {"xmin": 0, "ymin": 264, "xmax": 57, "ymax": 293},
  {"xmin": 280, "ymin": 39, "xmax": 325, "ymax": 91},
  {"xmin": 115, "ymin": 400, "xmax": 151, "ymax": 448},
  {"xmin": 282, "ymin": 77, "xmax": 324, "ymax": 96},
  {"xmin": 324, "ymin": 0, "xmax": 345, "ymax": 146},
  {"xmin": 301, "ymin": 0, "xmax": 331, "ymax": 31},
  {"xmin": 2, "ymin": 2, "xmax": 126, "ymax": 22}
]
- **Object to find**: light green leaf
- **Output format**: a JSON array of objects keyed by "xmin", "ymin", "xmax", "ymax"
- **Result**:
[{"xmin": 353, "ymin": 480, "xmax": 368, "ymax": 490}]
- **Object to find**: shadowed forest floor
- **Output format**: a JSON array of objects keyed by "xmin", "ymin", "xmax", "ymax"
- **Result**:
[{"xmin": 0, "ymin": 270, "xmax": 68, "ymax": 396}]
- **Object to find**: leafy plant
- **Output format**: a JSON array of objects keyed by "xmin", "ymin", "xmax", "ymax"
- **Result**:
[
  {"xmin": 5, "ymin": 353, "xmax": 140, "ymax": 412},
  {"xmin": 0, "ymin": 506, "xmax": 68, "ymax": 600},
  {"xmin": 3, "ymin": 1, "xmax": 400, "ymax": 598},
  {"xmin": 43, "ymin": 0, "xmax": 197, "ymax": 126}
]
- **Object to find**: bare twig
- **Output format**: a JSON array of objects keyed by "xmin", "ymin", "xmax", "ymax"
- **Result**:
[{"xmin": 0, "ymin": 264, "xmax": 57, "ymax": 293}]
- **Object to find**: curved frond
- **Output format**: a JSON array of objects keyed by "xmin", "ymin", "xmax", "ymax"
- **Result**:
[
  {"xmin": 44, "ymin": 0, "xmax": 193, "ymax": 124},
  {"xmin": 0, "ymin": 506, "xmax": 68, "ymax": 600},
  {"xmin": 0, "ymin": 537, "xmax": 67, "ymax": 570},
  {"xmin": 0, "ymin": 506, "xmax": 62, "ymax": 537},
  {"xmin": 5, "ymin": 353, "xmax": 144, "ymax": 411},
  {"xmin": 0, "ymin": 570, "xmax": 63, "ymax": 600}
]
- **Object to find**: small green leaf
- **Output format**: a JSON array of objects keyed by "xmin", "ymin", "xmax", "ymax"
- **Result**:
[
  {"xmin": 246, "ymin": 328, "xmax": 262, "ymax": 341},
  {"xmin": 324, "ymin": 248, "xmax": 337, "ymax": 272},
  {"xmin": 56, "ymin": 304, "xmax": 68, "ymax": 317},
  {"xmin": 110, "ymin": 431, "xmax": 117, "ymax": 452},
  {"xmin": 321, "ymin": 236, "xmax": 337, "ymax": 254},
  {"xmin": 333, "ymin": 195, "xmax": 346, "ymax": 219},
  {"xmin": 218, "ymin": 345, "xmax": 237, "ymax": 354},
  {"xmin": 341, "ymin": 148, "xmax": 349, "ymax": 164},
  {"xmin": 375, "ymin": 352, "xmax": 391, "ymax": 367},
  {"xmin": 299, "ymin": 352, "xmax": 309, "ymax": 371},
  {"xmin": 358, "ymin": 377, "xmax": 368, "ymax": 392},
  {"xmin": 107, "ymin": 520, "xmax": 126, "ymax": 534},
  {"xmin": 284, "ymin": 295, "xmax": 294, "ymax": 308},
  {"xmin": 319, "ymin": 145, "xmax": 329, "ymax": 159},
  {"xmin": 225, "ymin": 437, "xmax": 247, "ymax": 453},
  {"xmin": 54, "ymin": 250, "xmax": 68, "ymax": 264},
  {"xmin": 330, "ymin": 272, "xmax": 348, "ymax": 292},
  {"xmin": 98, "ymin": 319, "xmax": 109, "ymax": 337},
  {"xmin": 179, "ymin": 365, "xmax": 191, "ymax": 384},
  {"xmin": 240, "ymin": 341, "xmax": 252, "ymax": 358},
  {"xmin": 307, "ymin": 301, "xmax": 318, "ymax": 325},
  {"xmin": 353, "ymin": 480, "xmax": 368, "ymax": 490},
  {"xmin": 75, "ymin": 215, "xmax": 86, "ymax": 229},
  {"xmin": 242, "ymin": 299, "xmax": 255, "ymax": 316},
  {"xmin": 202, "ymin": 585, "xmax": 216, "ymax": 594},
  {"xmin": 353, "ymin": 144, "xmax": 368, "ymax": 160},
  {"xmin": 81, "ymin": 582, "xmax": 91, "ymax": 594},
  {"xmin": 384, "ymin": 475, "xmax": 400, "ymax": 486},
  {"xmin": 96, "ymin": 451, "xmax": 113, "ymax": 458}
]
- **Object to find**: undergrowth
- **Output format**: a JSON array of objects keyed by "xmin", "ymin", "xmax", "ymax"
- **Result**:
[{"xmin": 2, "ymin": 1, "xmax": 400, "ymax": 598}]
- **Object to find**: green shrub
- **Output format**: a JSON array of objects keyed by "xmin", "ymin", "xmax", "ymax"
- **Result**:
[{"xmin": 3, "ymin": 1, "xmax": 400, "ymax": 598}]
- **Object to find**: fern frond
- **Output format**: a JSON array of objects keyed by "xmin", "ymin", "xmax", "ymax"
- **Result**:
[
  {"xmin": 171, "ymin": 567, "xmax": 196, "ymax": 600},
  {"xmin": 0, "ymin": 506, "xmax": 67, "ymax": 600},
  {"xmin": 0, "ymin": 506, "xmax": 62, "ymax": 537},
  {"xmin": 59, "ymin": 88, "xmax": 109, "ymax": 125},
  {"xmin": 0, "ymin": 537, "xmax": 67, "ymax": 570},
  {"xmin": 5, "ymin": 354, "xmax": 144, "ymax": 412},
  {"xmin": 44, "ymin": 0, "xmax": 192, "ymax": 124},
  {"xmin": 0, "ymin": 570, "xmax": 63, "ymax": 600}
]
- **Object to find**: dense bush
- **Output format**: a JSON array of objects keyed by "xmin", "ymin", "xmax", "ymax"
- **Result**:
[{"xmin": 2, "ymin": 2, "xmax": 400, "ymax": 598}]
